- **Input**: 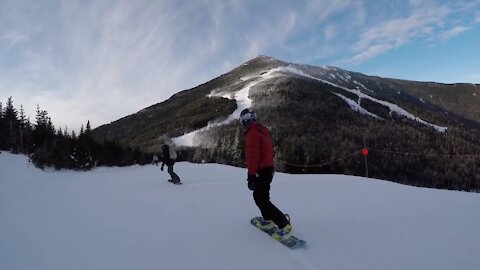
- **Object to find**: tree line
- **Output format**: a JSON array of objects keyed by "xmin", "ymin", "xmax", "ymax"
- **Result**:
[
  {"xmin": 0, "ymin": 97, "xmax": 151, "ymax": 170},
  {"xmin": 3, "ymin": 79, "xmax": 480, "ymax": 193}
]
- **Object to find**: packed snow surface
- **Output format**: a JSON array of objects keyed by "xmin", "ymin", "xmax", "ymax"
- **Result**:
[{"xmin": 1, "ymin": 153, "xmax": 479, "ymax": 270}]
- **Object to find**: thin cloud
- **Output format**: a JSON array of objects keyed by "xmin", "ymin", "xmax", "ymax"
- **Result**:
[
  {"xmin": 323, "ymin": 24, "xmax": 337, "ymax": 41},
  {"xmin": 244, "ymin": 11, "xmax": 297, "ymax": 59},
  {"xmin": 304, "ymin": 0, "xmax": 355, "ymax": 21},
  {"xmin": 1, "ymin": 31, "xmax": 28, "ymax": 45},
  {"xmin": 475, "ymin": 12, "xmax": 480, "ymax": 23},
  {"xmin": 341, "ymin": 0, "xmax": 480, "ymax": 65},
  {"xmin": 345, "ymin": 44, "xmax": 393, "ymax": 64},
  {"xmin": 437, "ymin": 26, "xmax": 470, "ymax": 42},
  {"xmin": 344, "ymin": 2, "xmax": 451, "ymax": 64}
]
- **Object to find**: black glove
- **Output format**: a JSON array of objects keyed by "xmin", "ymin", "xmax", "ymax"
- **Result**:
[
  {"xmin": 161, "ymin": 164, "xmax": 164, "ymax": 171},
  {"xmin": 247, "ymin": 174, "xmax": 257, "ymax": 191}
]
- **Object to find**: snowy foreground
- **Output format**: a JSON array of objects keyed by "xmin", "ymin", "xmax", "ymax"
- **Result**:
[{"xmin": 1, "ymin": 153, "xmax": 479, "ymax": 270}]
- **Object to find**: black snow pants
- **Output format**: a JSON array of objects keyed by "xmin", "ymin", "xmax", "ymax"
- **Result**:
[
  {"xmin": 253, "ymin": 167, "xmax": 290, "ymax": 229},
  {"xmin": 167, "ymin": 164, "xmax": 181, "ymax": 183}
]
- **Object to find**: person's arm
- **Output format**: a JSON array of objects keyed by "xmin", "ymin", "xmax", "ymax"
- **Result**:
[
  {"xmin": 160, "ymin": 153, "xmax": 165, "ymax": 170},
  {"xmin": 245, "ymin": 130, "xmax": 260, "ymax": 175}
]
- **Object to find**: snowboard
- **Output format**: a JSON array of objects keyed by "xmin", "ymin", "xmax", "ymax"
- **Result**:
[
  {"xmin": 250, "ymin": 216, "xmax": 306, "ymax": 249},
  {"xmin": 167, "ymin": 179, "xmax": 182, "ymax": 185}
]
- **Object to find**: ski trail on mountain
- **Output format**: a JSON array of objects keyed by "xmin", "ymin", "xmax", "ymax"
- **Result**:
[
  {"xmin": 172, "ymin": 67, "xmax": 284, "ymax": 146},
  {"xmin": 278, "ymin": 65, "xmax": 447, "ymax": 132}
]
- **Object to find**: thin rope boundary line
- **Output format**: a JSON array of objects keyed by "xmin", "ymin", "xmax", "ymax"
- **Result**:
[
  {"xmin": 277, "ymin": 151, "xmax": 360, "ymax": 168},
  {"xmin": 275, "ymin": 147, "xmax": 480, "ymax": 169},
  {"xmin": 369, "ymin": 148, "xmax": 480, "ymax": 158}
]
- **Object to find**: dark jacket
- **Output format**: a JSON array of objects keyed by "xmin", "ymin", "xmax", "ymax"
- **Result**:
[
  {"xmin": 244, "ymin": 122, "xmax": 274, "ymax": 175},
  {"xmin": 161, "ymin": 145, "xmax": 175, "ymax": 166}
]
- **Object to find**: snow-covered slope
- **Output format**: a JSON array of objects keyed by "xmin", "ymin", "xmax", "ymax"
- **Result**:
[{"xmin": 1, "ymin": 152, "xmax": 479, "ymax": 270}]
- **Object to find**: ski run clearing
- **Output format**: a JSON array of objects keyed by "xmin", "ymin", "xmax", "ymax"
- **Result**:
[{"xmin": 1, "ymin": 152, "xmax": 479, "ymax": 270}]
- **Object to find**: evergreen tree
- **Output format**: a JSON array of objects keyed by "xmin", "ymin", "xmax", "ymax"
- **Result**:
[
  {"xmin": 47, "ymin": 118, "xmax": 55, "ymax": 135},
  {"xmin": 0, "ymin": 100, "xmax": 148, "ymax": 170},
  {"xmin": 230, "ymin": 125, "xmax": 243, "ymax": 164},
  {"xmin": 31, "ymin": 104, "xmax": 56, "ymax": 167},
  {"xmin": 85, "ymin": 120, "xmax": 92, "ymax": 137},
  {"xmin": 33, "ymin": 105, "xmax": 49, "ymax": 146},
  {"xmin": 0, "ymin": 102, "xmax": 7, "ymax": 149},
  {"xmin": 4, "ymin": 97, "xmax": 19, "ymax": 151},
  {"xmin": 18, "ymin": 105, "xmax": 27, "ymax": 153}
]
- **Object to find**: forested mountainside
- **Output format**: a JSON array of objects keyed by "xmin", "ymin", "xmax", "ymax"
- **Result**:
[{"xmin": 92, "ymin": 56, "xmax": 480, "ymax": 192}]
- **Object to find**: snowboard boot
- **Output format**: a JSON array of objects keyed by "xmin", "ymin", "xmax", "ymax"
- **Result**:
[
  {"xmin": 254, "ymin": 217, "xmax": 276, "ymax": 231},
  {"xmin": 272, "ymin": 224, "xmax": 292, "ymax": 241},
  {"xmin": 168, "ymin": 179, "xmax": 182, "ymax": 185}
]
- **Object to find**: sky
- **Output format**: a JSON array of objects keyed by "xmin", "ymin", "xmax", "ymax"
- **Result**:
[{"xmin": 0, "ymin": 0, "xmax": 479, "ymax": 131}]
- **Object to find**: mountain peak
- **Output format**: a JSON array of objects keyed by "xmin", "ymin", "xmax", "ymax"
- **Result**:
[
  {"xmin": 243, "ymin": 55, "xmax": 285, "ymax": 66},
  {"xmin": 253, "ymin": 54, "xmax": 278, "ymax": 60}
]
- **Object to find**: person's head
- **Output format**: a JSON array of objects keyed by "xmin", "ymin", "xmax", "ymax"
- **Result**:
[{"xmin": 239, "ymin": 108, "xmax": 257, "ymax": 128}]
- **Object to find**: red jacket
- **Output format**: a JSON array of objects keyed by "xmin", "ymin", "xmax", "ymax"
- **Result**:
[{"xmin": 244, "ymin": 122, "xmax": 274, "ymax": 174}]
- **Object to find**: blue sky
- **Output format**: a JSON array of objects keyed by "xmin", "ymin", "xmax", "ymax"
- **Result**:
[{"xmin": 0, "ymin": 0, "xmax": 479, "ymax": 131}]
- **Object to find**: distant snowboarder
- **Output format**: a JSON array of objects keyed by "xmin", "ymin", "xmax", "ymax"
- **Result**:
[
  {"xmin": 161, "ymin": 143, "xmax": 181, "ymax": 184},
  {"xmin": 240, "ymin": 108, "xmax": 292, "ymax": 240},
  {"xmin": 152, "ymin": 153, "xmax": 159, "ymax": 166}
]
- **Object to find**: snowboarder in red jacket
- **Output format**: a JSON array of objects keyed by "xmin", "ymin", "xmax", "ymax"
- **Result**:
[{"xmin": 240, "ymin": 108, "xmax": 292, "ymax": 240}]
